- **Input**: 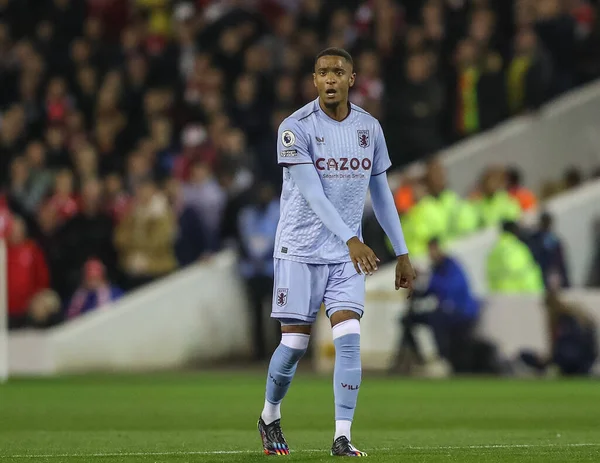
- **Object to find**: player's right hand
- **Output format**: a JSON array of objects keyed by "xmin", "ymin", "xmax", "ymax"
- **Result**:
[{"xmin": 347, "ymin": 236, "xmax": 380, "ymax": 275}]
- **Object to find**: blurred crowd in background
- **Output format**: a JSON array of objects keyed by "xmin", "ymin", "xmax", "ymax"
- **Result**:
[{"xmin": 2, "ymin": 0, "xmax": 600, "ymax": 332}]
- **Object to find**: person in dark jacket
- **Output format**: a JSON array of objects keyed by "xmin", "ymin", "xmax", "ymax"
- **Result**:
[
  {"xmin": 237, "ymin": 182, "xmax": 280, "ymax": 361},
  {"xmin": 384, "ymin": 51, "xmax": 445, "ymax": 167},
  {"xmin": 520, "ymin": 283, "xmax": 597, "ymax": 376},
  {"xmin": 401, "ymin": 238, "xmax": 480, "ymax": 372},
  {"xmin": 528, "ymin": 211, "xmax": 570, "ymax": 289}
]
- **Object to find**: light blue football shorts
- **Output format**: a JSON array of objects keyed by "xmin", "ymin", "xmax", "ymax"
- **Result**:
[{"xmin": 271, "ymin": 258, "xmax": 366, "ymax": 325}]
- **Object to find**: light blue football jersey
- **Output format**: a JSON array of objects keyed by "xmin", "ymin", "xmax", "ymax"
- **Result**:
[{"xmin": 274, "ymin": 98, "xmax": 392, "ymax": 264}]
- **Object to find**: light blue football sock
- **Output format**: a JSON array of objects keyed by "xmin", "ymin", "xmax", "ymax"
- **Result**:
[
  {"xmin": 333, "ymin": 332, "xmax": 361, "ymax": 433},
  {"xmin": 262, "ymin": 335, "xmax": 308, "ymax": 424}
]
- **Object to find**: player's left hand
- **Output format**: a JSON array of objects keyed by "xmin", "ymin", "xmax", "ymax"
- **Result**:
[{"xmin": 395, "ymin": 254, "xmax": 416, "ymax": 297}]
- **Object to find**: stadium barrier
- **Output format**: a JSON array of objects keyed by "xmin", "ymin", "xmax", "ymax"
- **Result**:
[
  {"xmin": 7, "ymin": 180, "xmax": 600, "ymax": 375},
  {"xmin": 407, "ymin": 79, "xmax": 600, "ymax": 196},
  {"xmin": 313, "ymin": 290, "xmax": 600, "ymax": 373},
  {"xmin": 8, "ymin": 250, "xmax": 252, "ymax": 375},
  {"xmin": 315, "ymin": 180, "xmax": 600, "ymax": 372}
]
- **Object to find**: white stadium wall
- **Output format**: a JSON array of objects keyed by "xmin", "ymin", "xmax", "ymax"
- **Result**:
[{"xmin": 8, "ymin": 251, "xmax": 253, "ymax": 376}]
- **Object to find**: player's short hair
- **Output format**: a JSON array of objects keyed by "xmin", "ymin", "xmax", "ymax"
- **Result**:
[{"xmin": 314, "ymin": 47, "xmax": 354, "ymax": 70}]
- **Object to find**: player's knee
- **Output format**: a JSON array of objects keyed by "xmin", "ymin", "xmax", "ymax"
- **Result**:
[
  {"xmin": 281, "ymin": 324, "xmax": 312, "ymax": 335},
  {"xmin": 330, "ymin": 310, "xmax": 360, "ymax": 328}
]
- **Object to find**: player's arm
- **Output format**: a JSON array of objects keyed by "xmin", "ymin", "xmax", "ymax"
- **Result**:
[
  {"xmin": 277, "ymin": 118, "xmax": 378, "ymax": 274},
  {"xmin": 369, "ymin": 173, "xmax": 408, "ymax": 257},
  {"xmin": 288, "ymin": 164, "xmax": 378, "ymax": 275},
  {"xmin": 370, "ymin": 122, "xmax": 416, "ymax": 293},
  {"xmin": 288, "ymin": 163, "xmax": 355, "ymax": 244}
]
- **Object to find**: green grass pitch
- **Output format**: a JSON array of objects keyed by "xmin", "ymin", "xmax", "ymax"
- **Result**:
[{"xmin": 1, "ymin": 372, "xmax": 600, "ymax": 462}]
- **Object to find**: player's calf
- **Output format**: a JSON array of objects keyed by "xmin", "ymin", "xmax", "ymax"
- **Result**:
[
  {"xmin": 258, "ymin": 331, "xmax": 309, "ymax": 455},
  {"xmin": 331, "ymin": 314, "xmax": 364, "ymax": 454}
]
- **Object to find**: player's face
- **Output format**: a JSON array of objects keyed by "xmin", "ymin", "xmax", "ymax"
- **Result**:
[{"xmin": 313, "ymin": 56, "xmax": 355, "ymax": 108}]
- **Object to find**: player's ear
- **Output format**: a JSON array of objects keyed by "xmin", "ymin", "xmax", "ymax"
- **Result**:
[
  {"xmin": 313, "ymin": 72, "xmax": 317, "ymax": 88},
  {"xmin": 349, "ymin": 72, "xmax": 356, "ymax": 88}
]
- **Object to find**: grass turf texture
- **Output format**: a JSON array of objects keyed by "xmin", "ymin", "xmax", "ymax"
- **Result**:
[{"xmin": 1, "ymin": 373, "xmax": 600, "ymax": 462}]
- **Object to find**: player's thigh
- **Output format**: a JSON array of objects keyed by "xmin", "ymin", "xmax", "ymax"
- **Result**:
[
  {"xmin": 272, "ymin": 259, "xmax": 327, "ymax": 328},
  {"xmin": 323, "ymin": 262, "xmax": 366, "ymax": 326}
]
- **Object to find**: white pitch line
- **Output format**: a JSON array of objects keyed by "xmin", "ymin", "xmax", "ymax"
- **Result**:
[{"xmin": 2, "ymin": 443, "xmax": 599, "ymax": 459}]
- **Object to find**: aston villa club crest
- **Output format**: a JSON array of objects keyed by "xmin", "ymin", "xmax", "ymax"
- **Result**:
[
  {"xmin": 276, "ymin": 288, "xmax": 288, "ymax": 307},
  {"xmin": 357, "ymin": 130, "xmax": 370, "ymax": 148}
]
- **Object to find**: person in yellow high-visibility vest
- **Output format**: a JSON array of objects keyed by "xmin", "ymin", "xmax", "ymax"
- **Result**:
[
  {"xmin": 425, "ymin": 158, "xmax": 479, "ymax": 239},
  {"xmin": 387, "ymin": 179, "xmax": 446, "ymax": 258},
  {"xmin": 486, "ymin": 221, "xmax": 544, "ymax": 293},
  {"xmin": 472, "ymin": 167, "xmax": 521, "ymax": 229}
]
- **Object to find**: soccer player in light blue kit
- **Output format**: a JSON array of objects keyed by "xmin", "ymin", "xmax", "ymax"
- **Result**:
[{"xmin": 257, "ymin": 48, "xmax": 416, "ymax": 457}]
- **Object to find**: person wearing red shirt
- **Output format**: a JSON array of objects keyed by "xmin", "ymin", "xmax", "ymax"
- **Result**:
[
  {"xmin": 7, "ymin": 216, "xmax": 50, "ymax": 329},
  {"xmin": 39, "ymin": 169, "xmax": 79, "ymax": 223},
  {"xmin": 0, "ymin": 194, "xmax": 13, "ymax": 239}
]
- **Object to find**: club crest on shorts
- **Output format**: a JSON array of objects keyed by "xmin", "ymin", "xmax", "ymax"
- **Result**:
[
  {"xmin": 357, "ymin": 130, "xmax": 370, "ymax": 148},
  {"xmin": 276, "ymin": 288, "xmax": 288, "ymax": 307}
]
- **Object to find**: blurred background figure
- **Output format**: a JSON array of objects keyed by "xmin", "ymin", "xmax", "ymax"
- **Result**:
[
  {"xmin": 487, "ymin": 221, "xmax": 544, "ymax": 294},
  {"xmin": 67, "ymin": 258, "xmax": 123, "ymax": 320},
  {"xmin": 7, "ymin": 216, "xmax": 50, "ymax": 329},
  {"xmin": 506, "ymin": 166, "xmax": 538, "ymax": 212},
  {"xmin": 400, "ymin": 239, "xmax": 482, "ymax": 374},
  {"xmin": 114, "ymin": 177, "xmax": 177, "ymax": 290},
  {"xmin": 519, "ymin": 280, "xmax": 597, "ymax": 377},
  {"xmin": 237, "ymin": 182, "xmax": 280, "ymax": 361},
  {"xmin": 528, "ymin": 211, "xmax": 570, "ymax": 289},
  {"xmin": 472, "ymin": 167, "xmax": 522, "ymax": 229}
]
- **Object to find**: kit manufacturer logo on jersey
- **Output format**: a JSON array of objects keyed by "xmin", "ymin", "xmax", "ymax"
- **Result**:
[
  {"xmin": 282, "ymin": 130, "xmax": 295, "ymax": 147},
  {"xmin": 315, "ymin": 136, "xmax": 325, "ymax": 144},
  {"xmin": 357, "ymin": 130, "xmax": 370, "ymax": 148}
]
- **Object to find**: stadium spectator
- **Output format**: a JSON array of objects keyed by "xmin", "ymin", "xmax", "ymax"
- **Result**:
[
  {"xmin": 0, "ymin": 194, "xmax": 14, "ymax": 239},
  {"xmin": 385, "ymin": 51, "xmax": 445, "ymax": 166},
  {"xmin": 20, "ymin": 141, "xmax": 53, "ymax": 215},
  {"xmin": 56, "ymin": 177, "xmax": 116, "ymax": 301},
  {"xmin": 27, "ymin": 288, "xmax": 62, "ymax": 329},
  {"xmin": 37, "ymin": 168, "xmax": 79, "ymax": 227},
  {"xmin": 397, "ymin": 178, "xmax": 446, "ymax": 258},
  {"xmin": 424, "ymin": 158, "xmax": 478, "ymax": 240},
  {"xmin": 180, "ymin": 160, "xmax": 226, "ymax": 253},
  {"xmin": 520, "ymin": 281, "xmax": 597, "ymax": 376},
  {"xmin": 528, "ymin": 211, "xmax": 570, "ymax": 289},
  {"xmin": 114, "ymin": 177, "xmax": 177, "ymax": 290},
  {"xmin": 472, "ymin": 167, "xmax": 521, "ymax": 228},
  {"xmin": 506, "ymin": 27, "xmax": 553, "ymax": 115},
  {"xmin": 401, "ymin": 238, "xmax": 480, "ymax": 373},
  {"xmin": 534, "ymin": 0, "xmax": 578, "ymax": 97},
  {"xmin": 506, "ymin": 166, "xmax": 538, "ymax": 211},
  {"xmin": 487, "ymin": 221, "xmax": 544, "ymax": 294},
  {"xmin": 7, "ymin": 216, "xmax": 50, "ymax": 330},
  {"xmin": 67, "ymin": 258, "xmax": 123, "ymax": 320},
  {"xmin": 237, "ymin": 182, "xmax": 280, "ymax": 361}
]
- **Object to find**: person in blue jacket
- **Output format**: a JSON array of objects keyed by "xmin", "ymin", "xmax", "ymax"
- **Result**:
[{"xmin": 401, "ymin": 238, "xmax": 481, "ymax": 372}]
